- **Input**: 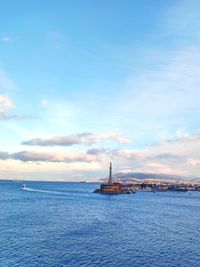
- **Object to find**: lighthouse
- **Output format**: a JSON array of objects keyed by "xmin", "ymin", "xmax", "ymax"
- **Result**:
[
  {"xmin": 108, "ymin": 162, "xmax": 113, "ymax": 184},
  {"xmin": 94, "ymin": 162, "xmax": 132, "ymax": 194}
]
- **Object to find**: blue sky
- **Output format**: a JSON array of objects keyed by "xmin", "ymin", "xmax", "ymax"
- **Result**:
[{"xmin": 0, "ymin": 0, "xmax": 200, "ymax": 181}]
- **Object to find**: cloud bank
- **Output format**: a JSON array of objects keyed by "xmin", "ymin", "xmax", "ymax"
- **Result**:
[{"xmin": 0, "ymin": 131, "xmax": 199, "ymax": 179}]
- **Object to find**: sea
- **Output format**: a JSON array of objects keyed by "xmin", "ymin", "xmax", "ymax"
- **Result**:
[{"xmin": 0, "ymin": 180, "xmax": 199, "ymax": 267}]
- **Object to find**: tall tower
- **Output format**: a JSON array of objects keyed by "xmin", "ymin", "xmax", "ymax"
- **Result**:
[{"xmin": 108, "ymin": 162, "xmax": 113, "ymax": 184}]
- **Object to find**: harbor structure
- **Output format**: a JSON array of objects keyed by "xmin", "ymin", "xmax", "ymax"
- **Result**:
[{"xmin": 94, "ymin": 162, "xmax": 132, "ymax": 194}]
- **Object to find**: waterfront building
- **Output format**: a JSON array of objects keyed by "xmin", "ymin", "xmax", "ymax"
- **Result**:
[{"xmin": 94, "ymin": 163, "xmax": 127, "ymax": 194}]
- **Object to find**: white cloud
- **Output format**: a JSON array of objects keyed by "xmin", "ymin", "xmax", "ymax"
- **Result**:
[
  {"xmin": 89, "ymin": 101, "xmax": 98, "ymax": 107},
  {"xmin": 0, "ymin": 67, "xmax": 15, "ymax": 90},
  {"xmin": 0, "ymin": 95, "xmax": 14, "ymax": 112},
  {"xmin": 82, "ymin": 131, "xmax": 200, "ymax": 178},
  {"xmin": 97, "ymin": 131, "xmax": 132, "ymax": 144},
  {"xmin": 186, "ymin": 158, "xmax": 200, "ymax": 167},
  {"xmin": 1, "ymin": 36, "xmax": 13, "ymax": 43},
  {"xmin": 22, "ymin": 131, "xmax": 132, "ymax": 146},
  {"xmin": 0, "ymin": 94, "xmax": 35, "ymax": 121},
  {"xmin": 0, "ymin": 149, "xmax": 101, "ymax": 164},
  {"xmin": 41, "ymin": 99, "xmax": 48, "ymax": 107}
]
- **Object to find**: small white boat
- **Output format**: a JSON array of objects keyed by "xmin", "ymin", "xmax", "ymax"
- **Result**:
[{"xmin": 21, "ymin": 184, "xmax": 27, "ymax": 189}]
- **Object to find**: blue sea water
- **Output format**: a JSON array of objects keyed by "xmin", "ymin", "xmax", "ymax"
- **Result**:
[{"xmin": 0, "ymin": 181, "xmax": 199, "ymax": 267}]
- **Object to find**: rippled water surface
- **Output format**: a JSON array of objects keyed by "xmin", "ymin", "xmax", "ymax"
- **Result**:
[{"xmin": 0, "ymin": 181, "xmax": 199, "ymax": 267}]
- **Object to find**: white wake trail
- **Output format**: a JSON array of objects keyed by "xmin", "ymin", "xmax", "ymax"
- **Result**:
[{"xmin": 22, "ymin": 187, "xmax": 70, "ymax": 196}]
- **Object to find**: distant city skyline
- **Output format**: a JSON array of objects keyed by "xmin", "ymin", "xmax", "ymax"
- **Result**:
[{"xmin": 0, "ymin": 0, "xmax": 200, "ymax": 181}]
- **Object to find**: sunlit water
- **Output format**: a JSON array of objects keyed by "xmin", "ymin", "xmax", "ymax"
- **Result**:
[{"xmin": 0, "ymin": 181, "xmax": 199, "ymax": 267}]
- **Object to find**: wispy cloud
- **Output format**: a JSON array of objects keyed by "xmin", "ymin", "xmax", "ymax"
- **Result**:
[
  {"xmin": 87, "ymin": 147, "xmax": 116, "ymax": 155},
  {"xmin": 0, "ymin": 112, "xmax": 35, "ymax": 121},
  {"xmin": 108, "ymin": 45, "xmax": 200, "ymax": 144},
  {"xmin": 163, "ymin": 0, "xmax": 200, "ymax": 41}
]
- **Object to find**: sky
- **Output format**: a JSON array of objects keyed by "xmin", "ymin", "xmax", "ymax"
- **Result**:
[{"xmin": 0, "ymin": 0, "xmax": 200, "ymax": 181}]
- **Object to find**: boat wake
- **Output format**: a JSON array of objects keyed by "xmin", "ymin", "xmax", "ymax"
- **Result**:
[{"xmin": 22, "ymin": 187, "xmax": 70, "ymax": 196}]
